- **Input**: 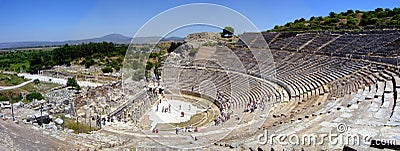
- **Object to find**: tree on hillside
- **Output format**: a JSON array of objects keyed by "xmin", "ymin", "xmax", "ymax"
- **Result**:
[
  {"xmin": 346, "ymin": 9, "xmax": 354, "ymax": 15},
  {"xmin": 26, "ymin": 92, "xmax": 44, "ymax": 102},
  {"xmin": 375, "ymin": 8, "xmax": 383, "ymax": 12},
  {"xmin": 34, "ymin": 79, "xmax": 40, "ymax": 85},
  {"xmin": 102, "ymin": 66, "xmax": 113, "ymax": 73},
  {"xmin": 28, "ymin": 52, "xmax": 44, "ymax": 74},
  {"xmin": 329, "ymin": 11, "xmax": 336, "ymax": 18},
  {"xmin": 347, "ymin": 17, "xmax": 358, "ymax": 27},
  {"xmin": 388, "ymin": 14, "xmax": 400, "ymax": 25},
  {"xmin": 167, "ymin": 42, "xmax": 183, "ymax": 53},
  {"xmin": 67, "ymin": 77, "xmax": 81, "ymax": 90},
  {"xmin": 221, "ymin": 26, "xmax": 234, "ymax": 38}
]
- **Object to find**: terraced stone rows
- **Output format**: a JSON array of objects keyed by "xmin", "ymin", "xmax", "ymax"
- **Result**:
[
  {"xmin": 156, "ymin": 35, "xmax": 397, "ymax": 149},
  {"xmin": 302, "ymin": 34, "xmax": 339, "ymax": 52},
  {"xmin": 269, "ymin": 36, "xmax": 296, "ymax": 49},
  {"xmin": 173, "ymin": 67, "xmax": 282, "ymax": 110},
  {"xmin": 285, "ymin": 34, "xmax": 317, "ymax": 51},
  {"xmin": 239, "ymin": 31, "xmax": 400, "ymax": 63},
  {"xmin": 262, "ymin": 32, "xmax": 280, "ymax": 45},
  {"xmin": 244, "ymin": 71, "xmax": 398, "ymax": 150},
  {"xmin": 269, "ymin": 52, "xmax": 370, "ymax": 101}
]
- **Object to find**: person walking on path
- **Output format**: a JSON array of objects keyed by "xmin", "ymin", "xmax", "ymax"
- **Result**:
[{"xmin": 175, "ymin": 127, "xmax": 180, "ymax": 135}]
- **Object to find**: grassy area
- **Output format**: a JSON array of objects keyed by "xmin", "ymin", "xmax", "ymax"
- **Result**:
[
  {"xmin": 0, "ymin": 73, "xmax": 28, "ymax": 86},
  {"xmin": 19, "ymin": 81, "xmax": 60, "ymax": 93},
  {"xmin": 60, "ymin": 115, "xmax": 98, "ymax": 134},
  {"xmin": 0, "ymin": 89, "xmax": 22, "ymax": 103},
  {"xmin": 0, "ymin": 81, "xmax": 60, "ymax": 103},
  {"xmin": 170, "ymin": 112, "xmax": 207, "ymax": 128},
  {"xmin": 169, "ymin": 108, "xmax": 219, "ymax": 128},
  {"xmin": 154, "ymin": 112, "xmax": 208, "ymax": 130}
]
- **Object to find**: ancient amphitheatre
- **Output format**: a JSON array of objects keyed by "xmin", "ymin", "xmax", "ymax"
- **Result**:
[
  {"xmin": 6, "ymin": 29, "xmax": 398, "ymax": 150},
  {"xmin": 119, "ymin": 30, "xmax": 400, "ymax": 150},
  {"xmin": 0, "ymin": 5, "xmax": 400, "ymax": 151}
]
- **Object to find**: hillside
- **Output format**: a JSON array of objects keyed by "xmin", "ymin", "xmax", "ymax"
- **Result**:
[{"xmin": 270, "ymin": 7, "xmax": 400, "ymax": 32}]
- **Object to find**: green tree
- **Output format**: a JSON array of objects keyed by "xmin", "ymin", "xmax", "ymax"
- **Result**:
[
  {"xmin": 67, "ymin": 77, "xmax": 81, "ymax": 90},
  {"xmin": 392, "ymin": 14, "xmax": 400, "ymax": 21},
  {"xmin": 26, "ymin": 92, "xmax": 44, "ymax": 102},
  {"xmin": 34, "ymin": 79, "xmax": 40, "ymax": 85},
  {"xmin": 369, "ymin": 17, "xmax": 379, "ymax": 25},
  {"xmin": 360, "ymin": 18, "xmax": 369, "ymax": 26},
  {"xmin": 329, "ymin": 11, "xmax": 336, "ymax": 18},
  {"xmin": 145, "ymin": 61, "xmax": 154, "ymax": 71},
  {"xmin": 224, "ymin": 26, "xmax": 234, "ymax": 34},
  {"xmin": 84, "ymin": 58, "xmax": 95, "ymax": 68},
  {"xmin": 222, "ymin": 26, "xmax": 234, "ymax": 38},
  {"xmin": 67, "ymin": 77, "xmax": 77, "ymax": 87},
  {"xmin": 101, "ymin": 66, "xmax": 113, "ymax": 73},
  {"xmin": 375, "ymin": 8, "xmax": 383, "ymax": 12},
  {"xmin": 167, "ymin": 42, "xmax": 183, "ymax": 53},
  {"xmin": 346, "ymin": 9, "xmax": 354, "ymax": 15}
]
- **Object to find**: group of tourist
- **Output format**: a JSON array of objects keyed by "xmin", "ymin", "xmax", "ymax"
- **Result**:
[
  {"xmin": 214, "ymin": 90, "xmax": 235, "ymax": 126},
  {"xmin": 156, "ymin": 104, "xmax": 172, "ymax": 113},
  {"xmin": 93, "ymin": 115, "xmax": 119, "ymax": 128},
  {"xmin": 214, "ymin": 110, "xmax": 233, "ymax": 126},
  {"xmin": 175, "ymin": 125, "xmax": 199, "ymax": 135},
  {"xmin": 146, "ymin": 81, "xmax": 165, "ymax": 98},
  {"xmin": 244, "ymin": 97, "xmax": 266, "ymax": 113},
  {"xmin": 215, "ymin": 90, "xmax": 231, "ymax": 111},
  {"xmin": 151, "ymin": 128, "xmax": 159, "ymax": 133}
]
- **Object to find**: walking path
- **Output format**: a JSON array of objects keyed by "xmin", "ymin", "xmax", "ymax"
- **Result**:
[
  {"xmin": 18, "ymin": 73, "xmax": 103, "ymax": 87},
  {"xmin": 0, "ymin": 79, "xmax": 34, "ymax": 91}
]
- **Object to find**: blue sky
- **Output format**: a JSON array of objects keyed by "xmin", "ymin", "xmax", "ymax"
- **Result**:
[{"xmin": 0, "ymin": 0, "xmax": 398, "ymax": 42}]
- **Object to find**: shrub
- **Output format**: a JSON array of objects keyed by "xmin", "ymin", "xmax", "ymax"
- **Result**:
[
  {"xmin": 26, "ymin": 92, "xmax": 44, "ymax": 102},
  {"xmin": 102, "ymin": 66, "xmax": 113, "ymax": 73}
]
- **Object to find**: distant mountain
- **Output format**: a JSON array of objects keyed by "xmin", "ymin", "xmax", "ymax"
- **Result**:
[
  {"xmin": 126, "ymin": 36, "xmax": 184, "ymax": 44},
  {"xmin": 0, "ymin": 41, "xmax": 55, "ymax": 50},
  {"xmin": 161, "ymin": 36, "xmax": 185, "ymax": 42},
  {"xmin": 65, "ymin": 33, "xmax": 133, "ymax": 44},
  {"xmin": 0, "ymin": 34, "xmax": 184, "ymax": 49},
  {"xmin": 131, "ymin": 36, "xmax": 161, "ymax": 44}
]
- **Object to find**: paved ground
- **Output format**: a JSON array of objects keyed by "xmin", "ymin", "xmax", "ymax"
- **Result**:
[{"xmin": 148, "ymin": 99, "xmax": 198, "ymax": 129}]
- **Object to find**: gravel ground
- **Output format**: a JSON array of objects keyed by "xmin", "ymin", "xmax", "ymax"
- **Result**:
[{"xmin": 0, "ymin": 120, "xmax": 79, "ymax": 150}]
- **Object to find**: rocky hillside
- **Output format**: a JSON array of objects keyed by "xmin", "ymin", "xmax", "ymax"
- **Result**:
[{"xmin": 270, "ymin": 7, "xmax": 400, "ymax": 31}]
